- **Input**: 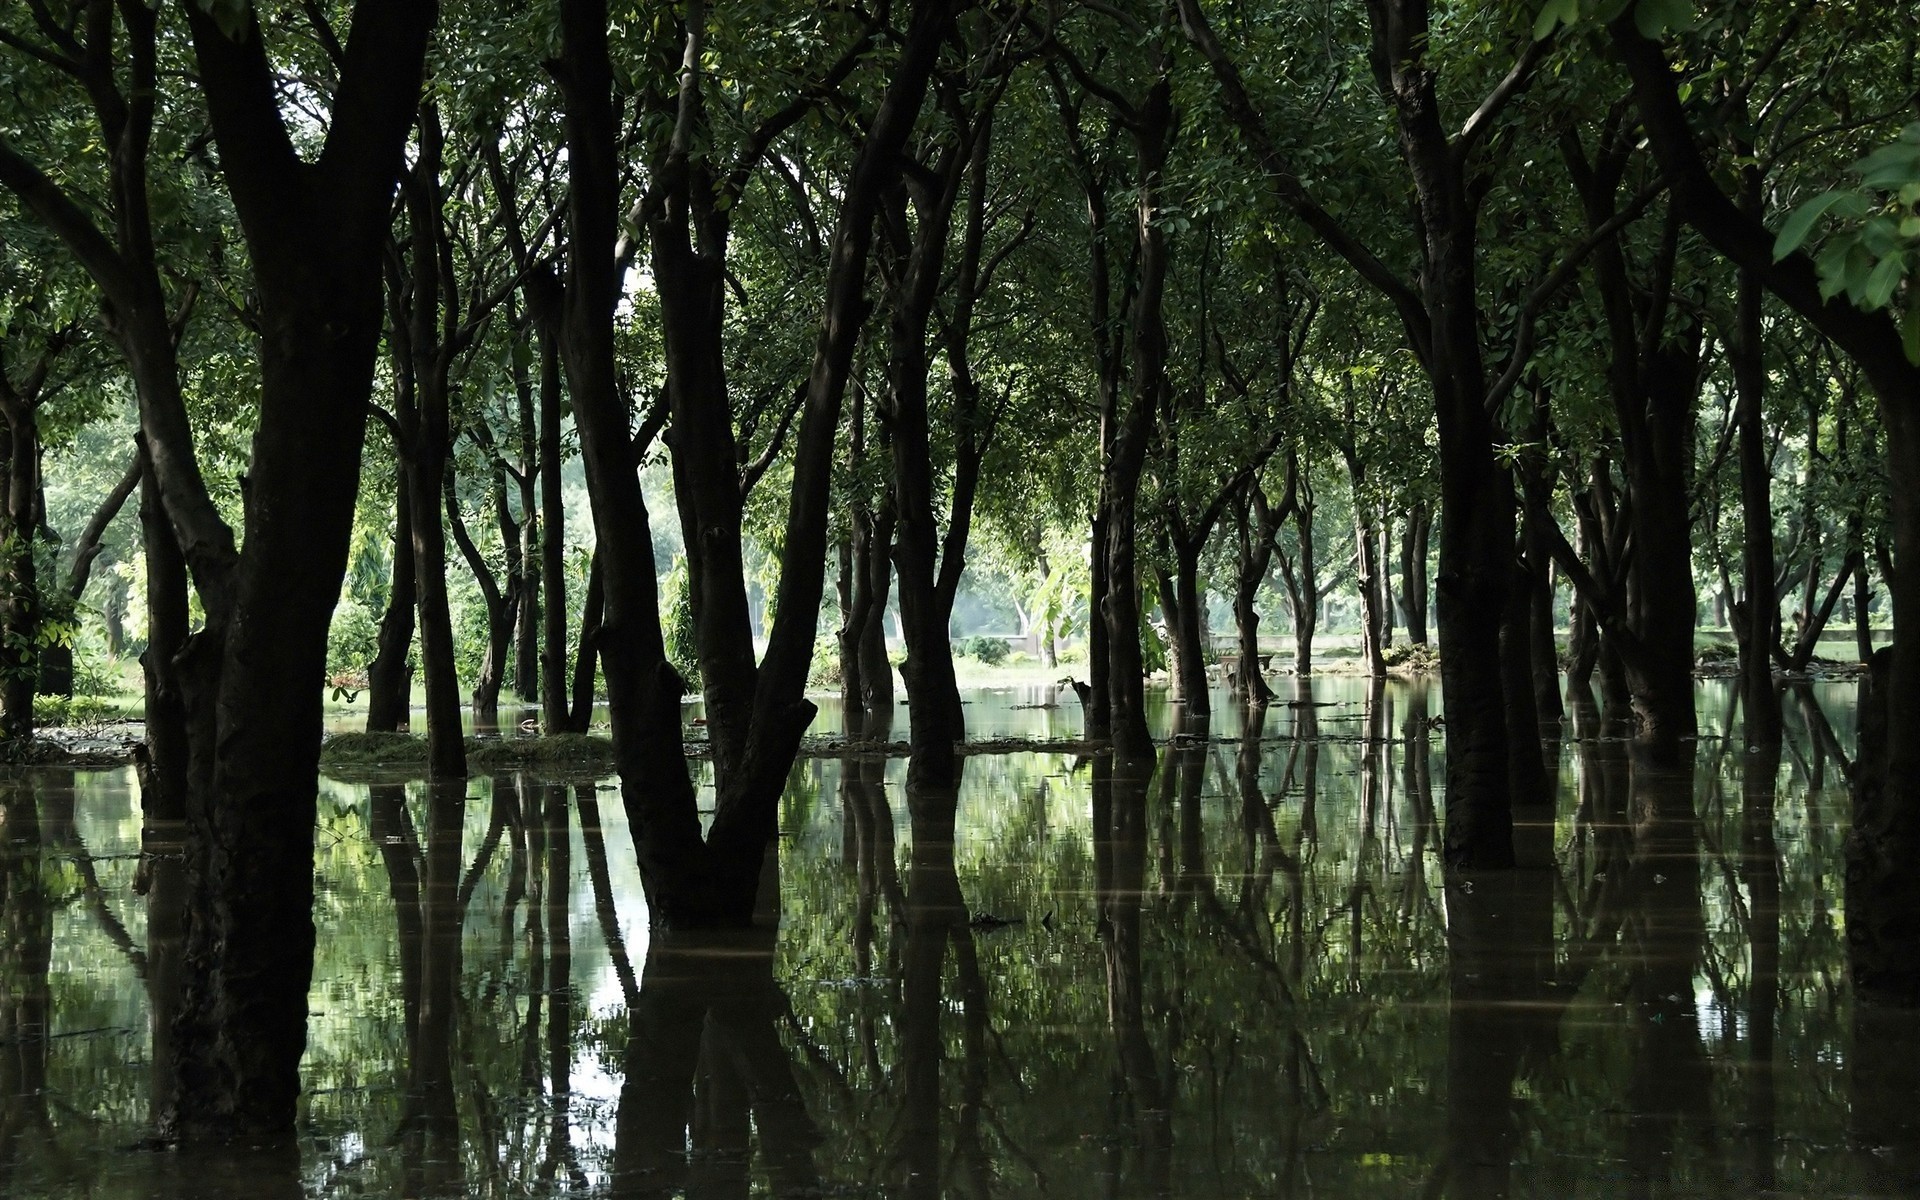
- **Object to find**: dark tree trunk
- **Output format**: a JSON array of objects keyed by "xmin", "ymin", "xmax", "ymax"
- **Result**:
[
  {"xmin": 1099, "ymin": 74, "xmax": 1176, "ymax": 758},
  {"xmin": 446, "ymin": 467, "xmax": 515, "ymax": 729},
  {"xmin": 366, "ymin": 458, "xmax": 417, "ymax": 733},
  {"xmin": 1343, "ymin": 449, "xmax": 1385, "ymax": 679},
  {"xmin": 1558, "ymin": 131, "xmax": 1702, "ymax": 758},
  {"xmin": 393, "ymin": 106, "xmax": 467, "ymax": 779},
  {"xmin": 1229, "ymin": 473, "xmax": 1293, "ymax": 706},
  {"xmin": 511, "ymin": 347, "xmax": 541, "ymax": 703},
  {"xmin": 1501, "ymin": 554, "xmax": 1549, "ymax": 805},
  {"xmin": 1729, "ymin": 243, "xmax": 1780, "ymax": 746},
  {"xmin": 859, "ymin": 506, "xmax": 896, "ymax": 716},
  {"xmin": 1399, "ymin": 501, "xmax": 1430, "ymax": 645},
  {"xmin": 1854, "ymin": 550, "xmax": 1874, "ymax": 663},
  {"xmin": 1377, "ymin": 511, "xmax": 1396, "ymax": 649},
  {"xmin": 1277, "ymin": 489, "xmax": 1321, "ymax": 675},
  {"xmin": 568, "ymin": 551, "xmax": 603, "ymax": 734},
  {"xmin": 537, "ymin": 323, "xmax": 572, "ymax": 733},
  {"xmin": 0, "ymin": 395, "xmax": 42, "ymax": 746},
  {"xmin": 1157, "ymin": 543, "xmax": 1212, "ymax": 719},
  {"xmin": 878, "ymin": 130, "xmax": 972, "ymax": 782},
  {"xmin": 836, "ymin": 388, "xmax": 875, "ymax": 730},
  {"xmin": 560, "ymin": 0, "xmax": 952, "ymax": 924},
  {"xmin": 140, "ymin": 446, "xmax": 189, "ymax": 829},
  {"xmin": 1610, "ymin": 19, "xmax": 1920, "ymax": 999},
  {"xmin": 163, "ymin": 1, "xmax": 437, "ymax": 1140},
  {"xmin": 1526, "ymin": 538, "xmax": 1562, "ymax": 724}
]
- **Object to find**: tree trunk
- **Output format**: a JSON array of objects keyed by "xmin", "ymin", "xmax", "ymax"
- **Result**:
[
  {"xmin": 1346, "ymin": 464, "xmax": 1385, "ymax": 679},
  {"xmin": 0, "ymin": 398, "xmax": 41, "ymax": 746},
  {"xmin": 536, "ymin": 323, "xmax": 572, "ymax": 734},
  {"xmin": 1159, "ymin": 545, "xmax": 1212, "ymax": 720},
  {"xmin": 568, "ymin": 551, "xmax": 603, "ymax": 734},
  {"xmin": 141, "ymin": 446, "xmax": 189, "ymax": 828},
  {"xmin": 1399, "ymin": 501, "xmax": 1430, "ymax": 645},
  {"xmin": 165, "ymin": 1, "xmax": 437, "ymax": 1139},
  {"xmin": 1102, "ymin": 76, "xmax": 1175, "ymax": 758},
  {"xmin": 859, "ymin": 507, "xmax": 896, "ymax": 717},
  {"xmin": 1279, "ymin": 493, "xmax": 1319, "ymax": 675},
  {"xmin": 1526, "ymin": 536, "xmax": 1562, "ymax": 724},
  {"xmin": 878, "ymin": 145, "xmax": 971, "ymax": 781},
  {"xmin": 396, "ymin": 108, "xmax": 468, "ymax": 778},
  {"xmin": 1730, "ymin": 271, "xmax": 1781, "ymax": 745},
  {"xmin": 446, "ymin": 468, "xmax": 514, "ymax": 729},
  {"xmin": 1377, "ymin": 511, "xmax": 1396, "ymax": 649},
  {"xmin": 559, "ymin": 0, "xmax": 951, "ymax": 923},
  {"xmin": 512, "ymin": 355, "xmax": 541, "ymax": 704},
  {"xmin": 366, "ymin": 458, "xmax": 417, "ymax": 733}
]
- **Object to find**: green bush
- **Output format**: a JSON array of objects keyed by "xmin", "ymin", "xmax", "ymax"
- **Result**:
[
  {"xmin": 326, "ymin": 600, "xmax": 382, "ymax": 686},
  {"xmin": 808, "ymin": 634, "xmax": 842, "ymax": 689},
  {"xmin": 662, "ymin": 556, "xmax": 702, "ymax": 690},
  {"xmin": 964, "ymin": 636, "xmax": 1010, "ymax": 666}
]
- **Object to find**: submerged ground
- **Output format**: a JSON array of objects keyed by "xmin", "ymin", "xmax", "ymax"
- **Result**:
[{"xmin": 2, "ymin": 675, "xmax": 1914, "ymax": 1198}]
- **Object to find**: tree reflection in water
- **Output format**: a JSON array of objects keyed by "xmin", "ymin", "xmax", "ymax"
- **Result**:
[{"xmin": 3, "ymin": 678, "xmax": 1920, "ymax": 1197}]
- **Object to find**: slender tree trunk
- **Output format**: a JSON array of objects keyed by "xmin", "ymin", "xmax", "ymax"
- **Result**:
[
  {"xmin": 1103, "ymin": 77, "xmax": 1175, "ymax": 758},
  {"xmin": 1377, "ymin": 512, "xmax": 1396, "ymax": 649},
  {"xmin": 1280, "ymin": 494, "xmax": 1319, "ymax": 675},
  {"xmin": 569, "ymin": 551, "xmax": 603, "ymax": 734},
  {"xmin": 860, "ymin": 506, "xmax": 896, "ymax": 717},
  {"xmin": 1730, "ymin": 265, "xmax": 1780, "ymax": 745},
  {"xmin": 141, "ymin": 445, "xmax": 189, "ymax": 827},
  {"xmin": 397, "ymin": 108, "xmax": 468, "ymax": 778},
  {"xmin": 1525, "ymin": 536, "xmax": 1562, "ymax": 724},
  {"xmin": 367, "ymin": 459, "xmax": 417, "ymax": 733},
  {"xmin": 1346, "ymin": 469, "xmax": 1385, "ymax": 679},
  {"xmin": 537, "ymin": 325, "xmax": 571, "ymax": 733},
  {"xmin": 446, "ymin": 468, "xmax": 515, "ymax": 728},
  {"xmin": 1160, "ymin": 545, "xmax": 1212, "ymax": 719},
  {"xmin": 1399, "ymin": 502, "xmax": 1430, "ymax": 645},
  {"xmin": 513, "ymin": 355, "xmax": 541, "ymax": 703}
]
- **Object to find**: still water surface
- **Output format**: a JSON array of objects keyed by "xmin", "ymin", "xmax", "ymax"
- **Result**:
[{"xmin": 4, "ymin": 675, "xmax": 1917, "ymax": 1198}]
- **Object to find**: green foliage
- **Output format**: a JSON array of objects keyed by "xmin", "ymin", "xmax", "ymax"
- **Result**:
[
  {"xmin": 326, "ymin": 600, "xmax": 383, "ymax": 688},
  {"xmin": 662, "ymin": 555, "xmax": 702, "ymax": 691},
  {"xmin": 963, "ymin": 635, "xmax": 1010, "ymax": 666},
  {"xmin": 807, "ymin": 633, "xmax": 841, "ymax": 689},
  {"xmin": 1774, "ymin": 124, "xmax": 1920, "ymax": 362}
]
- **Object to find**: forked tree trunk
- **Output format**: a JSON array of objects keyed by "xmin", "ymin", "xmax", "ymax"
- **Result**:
[
  {"xmin": 556, "ymin": 0, "xmax": 951, "ymax": 924},
  {"xmin": 162, "ymin": 1, "xmax": 437, "ymax": 1139}
]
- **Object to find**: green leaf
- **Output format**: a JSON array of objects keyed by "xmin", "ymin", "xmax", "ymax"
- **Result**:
[
  {"xmin": 1532, "ymin": 0, "xmax": 1580, "ymax": 41},
  {"xmin": 1633, "ymin": 0, "xmax": 1695, "ymax": 38},
  {"xmin": 1815, "ymin": 239, "xmax": 1852, "ymax": 300},
  {"xmin": 1773, "ymin": 190, "xmax": 1865, "ymax": 261},
  {"xmin": 1855, "ymin": 142, "xmax": 1920, "ymax": 190},
  {"xmin": 1862, "ymin": 253, "xmax": 1907, "ymax": 310}
]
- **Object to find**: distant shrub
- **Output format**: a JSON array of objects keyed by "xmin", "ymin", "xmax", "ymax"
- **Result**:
[
  {"xmin": 1382, "ymin": 642, "xmax": 1440, "ymax": 672},
  {"xmin": 964, "ymin": 636, "xmax": 1010, "ymax": 666},
  {"xmin": 808, "ymin": 634, "xmax": 842, "ymax": 689}
]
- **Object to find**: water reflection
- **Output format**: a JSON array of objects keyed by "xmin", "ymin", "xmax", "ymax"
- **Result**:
[{"xmin": 8, "ymin": 676, "xmax": 1920, "ymax": 1197}]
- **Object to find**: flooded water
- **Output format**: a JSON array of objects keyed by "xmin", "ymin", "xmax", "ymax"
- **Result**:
[{"xmin": 6, "ymin": 675, "xmax": 1918, "ymax": 1198}]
